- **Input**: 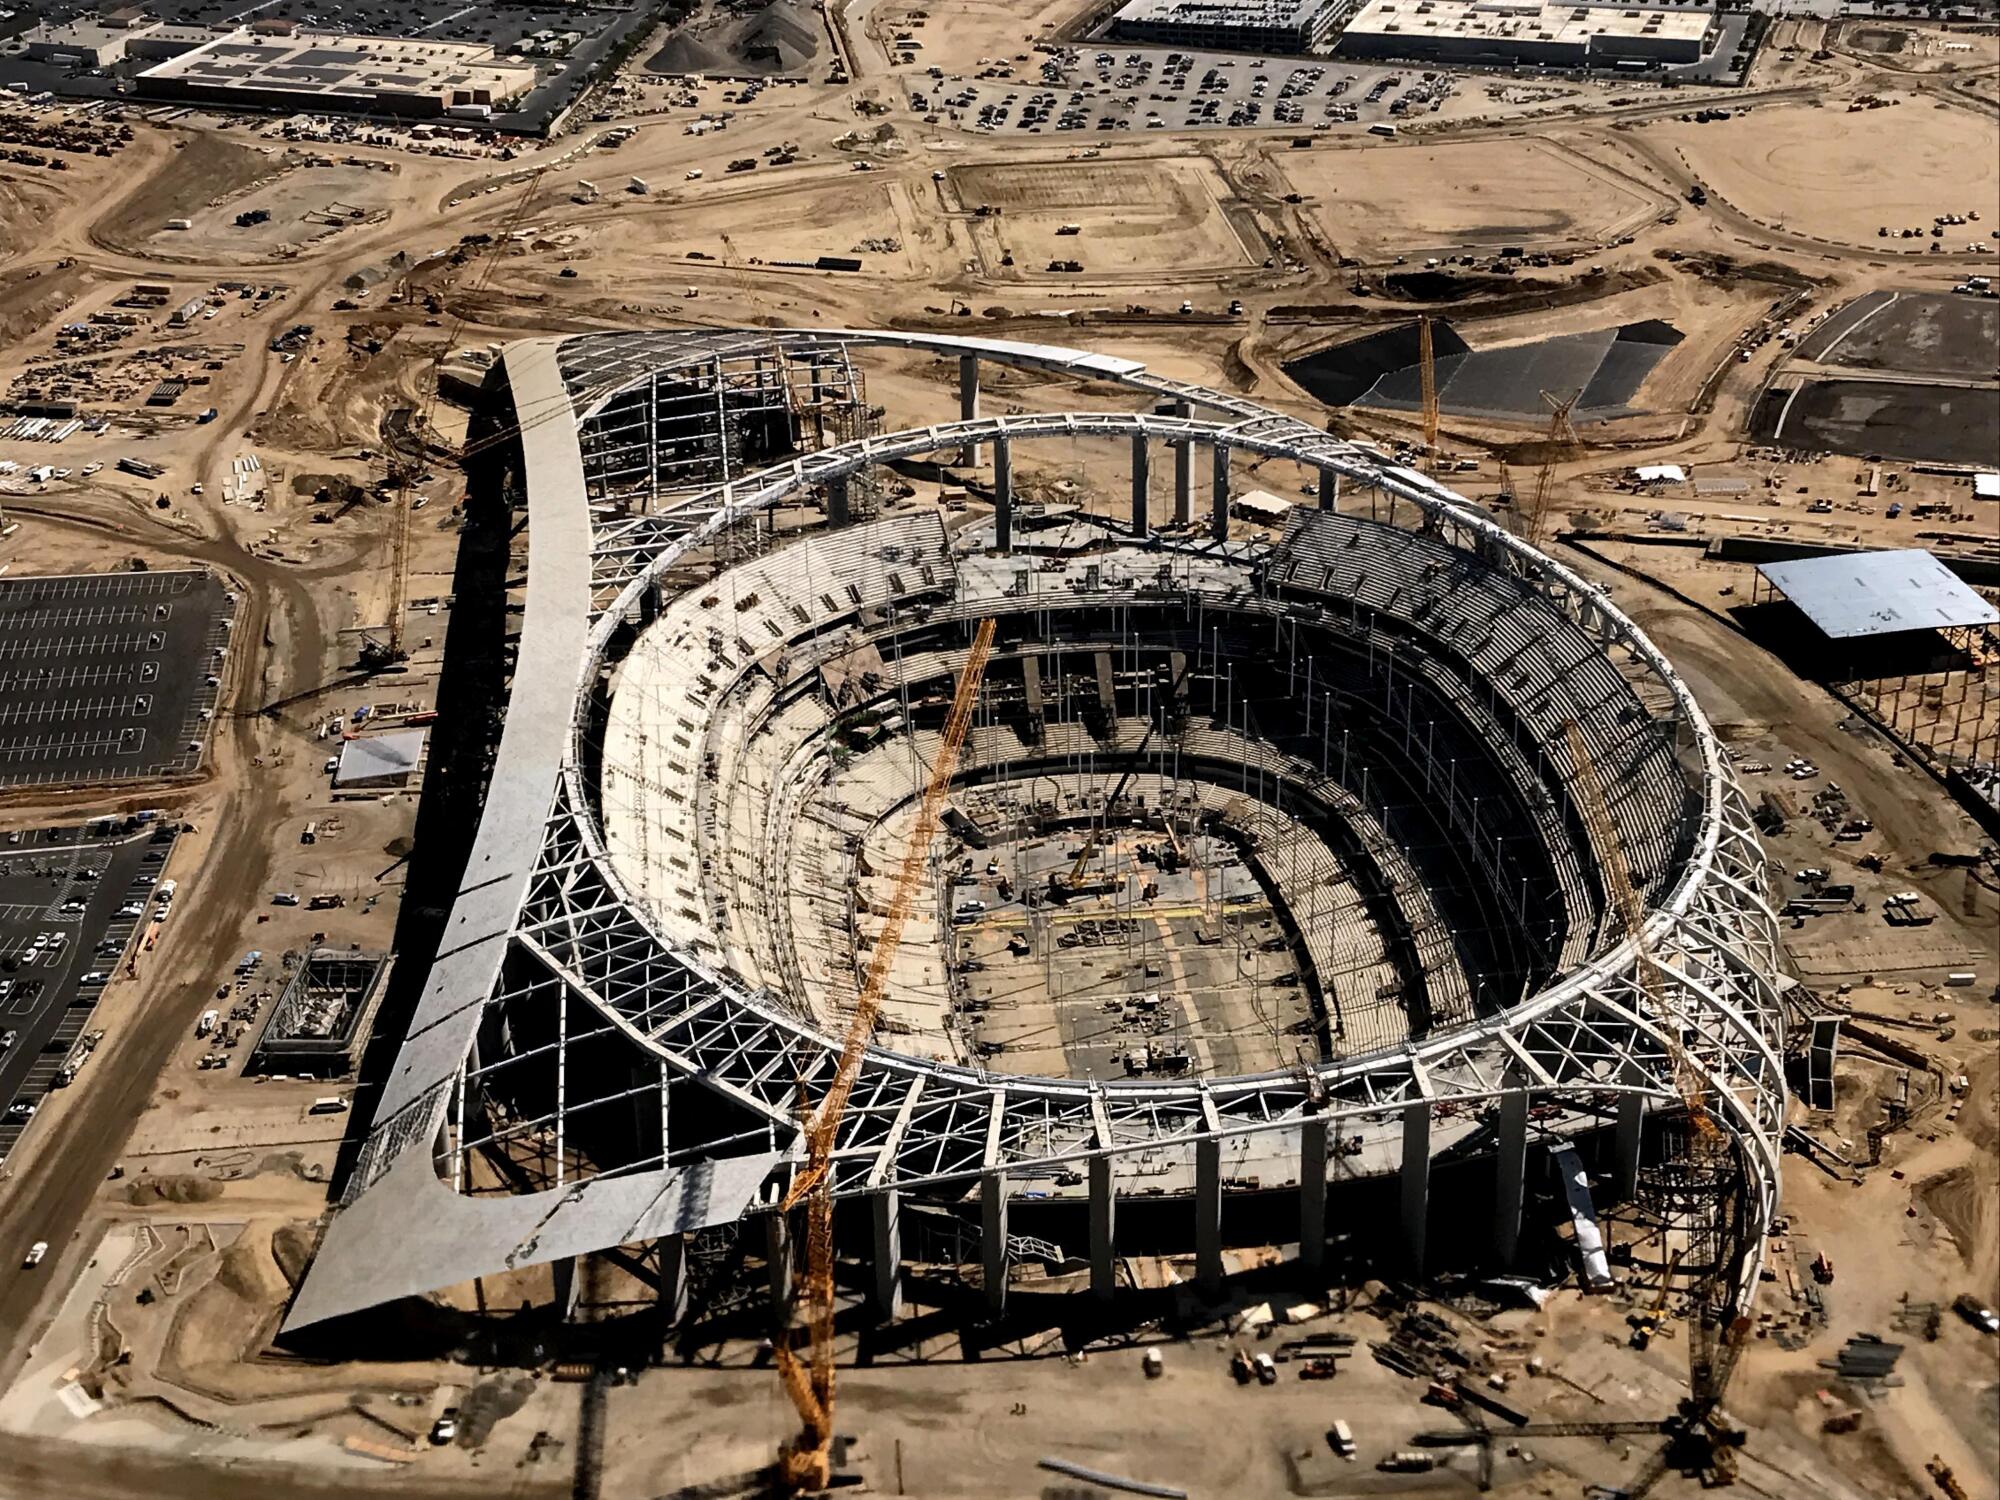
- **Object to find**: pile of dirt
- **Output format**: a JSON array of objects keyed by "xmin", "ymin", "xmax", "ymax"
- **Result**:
[
  {"xmin": 271, "ymin": 1221, "xmax": 319, "ymax": 1288},
  {"xmin": 738, "ymin": 0, "xmax": 819, "ymax": 71},
  {"xmin": 647, "ymin": 30, "xmax": 725, "ymax": 74},
  {"xmin": 124, "ymin": 1175, "xmax": 224, "ymax": 1207}
]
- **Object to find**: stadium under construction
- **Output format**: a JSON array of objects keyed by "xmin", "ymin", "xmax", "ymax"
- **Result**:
[{"xmin": 284, "ymin": 330, "xmax": 1789, "ymax": 1372}]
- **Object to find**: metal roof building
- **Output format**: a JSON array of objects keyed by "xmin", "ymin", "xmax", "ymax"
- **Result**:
[
  {"xmin": 1755, "ymin": 549, "xmax": 1999, "ymax": 640},
  {"xmin": 334, "ymin": 728, "xmax": 429, "ymax": 788}
]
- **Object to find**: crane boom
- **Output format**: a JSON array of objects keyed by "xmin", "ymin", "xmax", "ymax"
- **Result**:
[
  {"xmin": 776, "ymin": 616, "xmax": 997, "ymax": 1492},
  {"xmin": 1418, "ymin": 315, "xmax": 1439, "ymax": 472},
  {"xmin": 1523, "ymin": 389, "xmax": 1579, "ymax": 546}
]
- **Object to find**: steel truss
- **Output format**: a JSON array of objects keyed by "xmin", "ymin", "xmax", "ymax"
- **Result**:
[{"xmin": 286, "ymin": 330, "xmax": 1785, "ymax": 1334}]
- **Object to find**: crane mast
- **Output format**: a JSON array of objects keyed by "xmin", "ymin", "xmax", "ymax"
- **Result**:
[
  {"xmin": 775, "ymin": 616, "xmax": 997, "ymax": 1492},
  {"xmin": 1564, "ymin": 721, "xmax": 1743, "ymax": 1488}
]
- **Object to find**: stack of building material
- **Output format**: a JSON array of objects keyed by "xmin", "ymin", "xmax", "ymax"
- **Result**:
[{"xmin": 1822, "ymin": 1334, "xmax": 1902, "ymax": 1382}]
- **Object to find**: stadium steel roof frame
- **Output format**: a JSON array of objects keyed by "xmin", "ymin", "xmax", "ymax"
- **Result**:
[{"xmin": 285, "ymin": 330, "xmax": 1786, "ymax": 1332}]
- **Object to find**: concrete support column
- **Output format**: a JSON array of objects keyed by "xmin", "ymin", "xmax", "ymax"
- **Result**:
[
  {"xmin": 552, "ymin": 1255, "xmax": 583, "ymax": 1318},
  {"xmin": 1131, "ymin": 431, "xmax": 1151, "ymax": 539},
  {"xmin": 827, "ymin": 474, "xmax": 850, "ymax": 529},
  {"xmin": 1614, "ymin": 1068, "xmax": 1646, "ymax": 1203},
  {"xmin": 1194, "ymin": 1136, "xmax": 1223, "ymax": 1293},
  {"xmin": 958, "ymin": 353, "xmax": 980, "ymax": 467},
  {"xmin": 1211, "ymin": 441, "xmax": 1230, "ymax": 542},
  {"xmin": 981, "ymin": 1171, "xmax": 1009, "ymax": 1315},
  {"xmin": 1318, "ymin": 465, "xmax": 1340, "ymax": 513},
  {"xmin": 871, "ymin": 1190, "xmax": 903, "ymax": 1320},
  {"xmin": 993, "ymin": 432, "xmax": 1013, "ymax": 553},
  {"xmin": 1299, "ymin": 1117, "xmax": 1329, "ymax": 1273},
  {"xmin": 1495, "ymin": 1085, "xmax": 1531, "ymax": 1269},
  {"xmin": 657, "ymin": 1233, "xmax": 689, "ymax": 1325},
  {"xmin": 764, "ymin": 1213, "xmax": 792, "ymax": 1325},
  {"xmin": 1173, "ymin": 403, "xmax": 1193, "ymax": 526},
  {"xmin": 1400, "ymin": 1101, "xmax": 1432, "ymax": 1275},
  {"xmin": 1089, "ymin": 1153, "xmax": 1117, "ymax": 1299}
]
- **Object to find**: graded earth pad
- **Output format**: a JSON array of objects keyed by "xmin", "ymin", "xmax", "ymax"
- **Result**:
[
  {"xmin": 1792, "ymin": 290, "xmax": 2000, "ymax": 380},
  {"xmin": 951, "ymin": 156, "xmax": 1260, "ymax": 279},
  {"xmin": 1651, "ymin": 101, "xmax": 2000, "ymax": 246},
  {"xmin": 1278, "ymin": 137, "xmax": 1661, "ymax": 260}
]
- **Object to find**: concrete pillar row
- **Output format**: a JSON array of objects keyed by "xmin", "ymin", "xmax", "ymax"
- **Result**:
[
  {"xmin": 1494, "ymin": 1083, "xmax": 1531, "ymax": 1269},
  {"xmin": 1211, "ymin": 441, "xmax": 1231, "ymax": 542},
  {"xmin": 1194, "ymin": 1136, "xmax": 1223, "ymax": 1293},
  {"xmin": 871, "ymin": 1190, "xmax": 903, "ymax": 1319},
  {"xmin": 1299, "ymin": 1117, "xmax": 1329, "ymax": 1272},
  {"xmin": 1615, "ymin": 1064, "xmax": 1646, "ymax": 1202},
  {"xmin": 1131, "ymin": 430, "xmax": 1152, "ymax": 539},
  {"xmin": 1400, "ymin": 1100, "xmax": 1432, "ymax": 1275},
  {"xmin": 993, "ymin": 433, "xmax": 1013, "ymax": 553},
  {"xmin": 981, "ymin": 1171, "xmax": 1010, "ymax": 1315},
  {"xmin": 1173, "ymin": 402, "xmax": 1194, "ymax": 526},
  {"xmin": 657, "ymin": 1232, "xmax": 689, "ymax": 1325},
  {"xmin": 764, "ymin": 1213, "xmax": 792, "ymax": 1328},
  {"xmin": 959, "ymin": 354, "xmax": 980, "ymax": 467},
  {"xmin": 1089, "ymin": 1153, "xmax": 1117, "ymax": 1300},
  {"xmin": 1318, "ymin": 465, "xmax": 1340, "ymax": 513}
]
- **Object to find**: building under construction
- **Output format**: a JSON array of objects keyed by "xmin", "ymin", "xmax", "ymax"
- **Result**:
[{"xmin": 284, "ymin": 332, "xmax": 1789, "ymax": 1414}]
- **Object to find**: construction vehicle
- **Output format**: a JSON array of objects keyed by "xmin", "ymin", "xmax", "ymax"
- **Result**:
[
  {"xmin": 1629, "ymin": 1249, "xmax": 1684, "ymax": 1349},
  {"xmin": 774, "ymin": 618, "xmax": 996, "ymax": 1493}
]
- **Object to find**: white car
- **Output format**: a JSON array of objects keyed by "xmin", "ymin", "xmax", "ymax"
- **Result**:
[{"xmin": 22, "ymin": 1241, "xmax": 46, "ymax": 1269}]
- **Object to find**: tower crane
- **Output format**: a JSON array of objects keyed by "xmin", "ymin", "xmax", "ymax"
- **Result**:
[
  {"xmin": 1564, "ymin": 721, "xmax": 1746, "ymax": 1494},
  {"xmin": 1522, "ymin": 389, "xmax": 1580, "ymax": 547},
  {"xmin": 774, "ymin": 616, "xmax": 997, "ymax": 1493}
]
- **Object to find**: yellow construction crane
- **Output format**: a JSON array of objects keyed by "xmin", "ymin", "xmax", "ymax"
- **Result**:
[
  {"xmin": 775, "ymin": 617, "xmax": 997, "ymax": 1493},
  {"xmin": 1564, "ymin": 721, "xmax": 1743, "ymax": 1489},
  {"xmin": 1418, "ymin": 315, "xmax": 1440, "ymax": 473},
  {"xmin": 1522, "ymin": 389, "xmax": 1580, "ymax": 547}
]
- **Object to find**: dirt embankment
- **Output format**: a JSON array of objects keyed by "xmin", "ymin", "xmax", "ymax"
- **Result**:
[{"xmin": 91, "ymin": 132, "xmax": 279, "ymax": 254}]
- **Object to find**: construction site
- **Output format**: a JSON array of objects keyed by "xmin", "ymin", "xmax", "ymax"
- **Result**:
[{"xmin": 0, "ymin": 4, "xmax": 1989, "ymax": 1500}]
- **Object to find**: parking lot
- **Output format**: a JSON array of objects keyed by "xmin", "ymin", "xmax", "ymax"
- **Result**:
[
  {"xmin": 0, "ymin": 570, "xmax": 232, "ymax": 789},
  {"xmin": 0, "ymin": 818, "xmax": 179, "ymax": 1168},
  {"xmin": 912, "ymin": 46, "xmax": 1462, "ymax": 137}
]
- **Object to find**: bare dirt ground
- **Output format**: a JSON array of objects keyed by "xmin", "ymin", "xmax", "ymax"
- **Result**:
[
  {"xmin": 1645, "ymin": 98, "xmax": 2000, "ymax": 247},
  {"xmin": 1280, "ymin": 135, "xmax": 1669, "ymax": 260}
]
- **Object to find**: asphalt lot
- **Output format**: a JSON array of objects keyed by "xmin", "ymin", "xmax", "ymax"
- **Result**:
[
  {"xmin": 0, "ymin": 819, "xmax": 178, "ymax": 1170},
  {"xmin": 1753, "ymin": 378, "xmax": 2000, "ymax": 466},
  {"xmin": 0, "ymin": 569, "xmax": 231, "ymax": 790},
  {"xmin": 917, "ymin": 47, "xmax": 1463, "ymax": 138},
  {"xmin": 1793, "ymin": 289, "xmax": 2000, "ymax": 380}
]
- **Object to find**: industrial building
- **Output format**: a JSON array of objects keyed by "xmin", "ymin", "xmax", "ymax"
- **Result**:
[
  {"xmin": 1107, "ymin": 0, "xmax": 1344, "ymax": 53},
  {"xmin": 131, "ymin": 28, "xmax": 538, "ymax": 119},
  {"xmin": 1338, "ymin": 0, "xmax": 1720, "ymax": 67},
  {"xmin": 283, "ymin": 330, "xmax": 1786, "ymax": 1362}
]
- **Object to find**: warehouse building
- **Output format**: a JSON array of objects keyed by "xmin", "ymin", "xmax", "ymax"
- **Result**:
[
  {"xmin": 1338, "ymin": 0, "xmax": 1719, "ymax": 67},
  {"xmin": 1108, "ymin": 0, "xmax": 1345, "ymax": 53},
  {"xmin": 132, "ymin": 28, "xmax": 538, "ymax": 120}
]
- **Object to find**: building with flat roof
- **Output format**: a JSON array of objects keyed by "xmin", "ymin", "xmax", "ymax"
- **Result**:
[
  {"xmin": 134, "ymin": 28, "xmax": 538, "ymax": 120},
  {"xmin": 1108, "ymin": 0, "xmax": 1344, "ymax": 52},
  {"xmin": 1338, "ymin": 0, "xmax": 1718, "ymax": 67},
  {"xmin": 20, "ymin": 21, "xmax": 132, "ymax": 68}
]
